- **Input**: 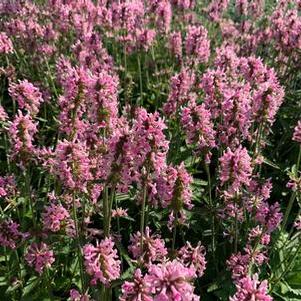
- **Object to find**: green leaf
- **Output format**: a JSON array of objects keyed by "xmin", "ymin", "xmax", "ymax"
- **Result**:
[{"xmin": 22, "ymin": 276, "xmax": 40, "ymax": 297}]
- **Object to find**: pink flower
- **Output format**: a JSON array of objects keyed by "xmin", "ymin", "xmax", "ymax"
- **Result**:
[
  {"xmin": 219, "ymin": 146, "xmax": 252, "ymax": 194},
  {"xmin": 83, "ymin": 237, "xmax": 121, "ymax": 285},
  {"xmin": 0, "ymin": 32, "xmax": 13, "ymax": 54},
  {"xmin": 293, "ymin": 121, "xmax": 301, "ymax": 143},
  {"xmin": 230, "ymin": 274, "xmax": 273, "ymax": 301},
  {"xmin": 130, "ymin": 107, "xmax": 169, "ymax": 179},
  {"xmin": 154, "ymin": 0, "xmax": 172, "ymax": 33},
  {"xmin": 181, "ymin": 99, "xmax": 215, "ymax": 162},
  {"xmin": 25, "ymin": 242, "xmax": 55, "ymax": 274},
  {"xmin": 112, "ymin": 208, "xmax": 128, "ymax": 218},
  {"xmin": 152, "ymin": 163, "xmax": 193, "ymax": 228},
  {"xmin": 227, "ymin": 252, "xmax": 250, "ymax": 281},
  {"xmin": 178, "ymin": 242, "xmax": 206, "ymax": 277},
  {"xmin": 113, "ymin": 0, "xmax": 145, "ymax": 34},
  {"xmin": 9, "ymin": 80, "xmax": 43, "ymax": 115},
  {"xmin": 42, "ymin": 203, "xmax": 74, "ymax": 235},
  {"xmin": 56, "ymin": 58, "xmax": 92, "ymax": 137},
  {"xmin": 120, "ymin": 269, "xmax": 152, "ymax": 301},
  {"xmin": 294, "ymin": 215, "xmax": 301, "ymax": 230},
  {"xmin": 0, "ymin": 175, "xmax": 17, "ymax": 199},
  {"xmin": 200, "ymin": 67, "xmax": 252, "ymax": 146},
  {"xmin": 185, "ymin": 25, "xmax": 210, "ymax": 63},
  {"xmin": 0, "ymin": 220, "xmax": 28, "ymax": 249},
  {"xmin": 270, "ymin": 1, "xmax": 301, "ymax": 54},
  {"xmin": 70, "ymin": 289, "xmax": 91, "ymax": 301},
  {"xmin": 49, "ymin": 140, "xmax": 92, "ymax": 192},
  {"xmin": 128, "ymin": 227, "xmax": 168, "ymax": 265},
  {"xmin": 171, "ymin": 0, "xmax": 195, "ymax": 10},
  {"xmin": 169, "ymin": 31, "xmax": 182, "ymax": 59},
  {"xmin": 206, "ymin": 0, "xmax": 229, "ymax": 22},
  {"xmin": 136, "ymin": 29, "xmax": 156, "ymax": 51},
  {"xmin": 239, "ymin": 57, "xmax": 284, "ymax": 126},
  {"xmin": 255, "ymin": 202, "xmax": 282, "ymax": 233},
  {"xmin": 163, "ymin": 68, "xmax": 195, "ymax": 116},
  {"xmin": 88, "ymin": 70, "xmax": 119, "ymax": 130},
  {"xmin": 145, "ymin": 260, "xmax": 199, "ymax": 301},
  {"xmin": 9, "ymin": 110, "xmax": 38, "ymax": 164}
]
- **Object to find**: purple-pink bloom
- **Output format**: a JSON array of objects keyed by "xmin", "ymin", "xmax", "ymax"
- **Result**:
[
  {"xmin": 145, "ymin": 260, "xmax": 199, "ymax": 301},
  {"xmin": 219, "ymin": 146, "xmax": 252, "ymax": 194},
  {"xmin": 255, "ymin": 202, "xmax": 282, "ymax": 233},
  {"xmin": 178, "ymin": 241, "xmax": 206, "ymax": 277},
  {"xmin": 206, "ymin": 0, "xmax": 229, "ymax": 22},
  {"xmin": 25, "ymin": 242, "xmax": 55, "ymax": 274},
  {"xmin": 227, "ymin": 251, "xmax": 250, "ymax": 281},
  {"xmin": 293, "ymin": 121, "xmax": 301, "ymax": 143},
  {"xmin": 163, "ymin": 68, "xmax": 195, "ymax": 116},
  {"xmin": 0, "ymin": 219, "xmax": 28, "ymax": 249},
  {"xmin": 294, "ymin": 215, "xmax": 301, "ymax": 230},
  {"xmin": 169, "ymin": 31, "xmax": 182, "ymax": 59},
  {"xmin": 230, "ymin": 274, "xmax": 273, "ymax": 301},
  {"xmin": 83, "ymin": 237, "xmax": 121, "ymax": 285},
  {"xmin": 128, "ymin": 227, "xmax": 168, "ymax": 265},
  {"xmin": 181, "ymin": 98, "xmax": 216, "ymax": 162},
  {"xmin": 49, "ymin": 140, "xmax": 92, "ymax": 192},
  {"xmin": 9, "ymin": 80, "xmax": 43, "ymax": 115},
  {"xmin": 153, "ymin": 163, "xmax": 193, "ymax": 217},
  {"xmin": 120, "ymin": 269, "xmax": 152, "ymax": 301},
  {"xmin": 70, "ymin": 289, "xmax": 91, "ymax": 301},
  {"xmin": 185, "ymin": 25, "xmax": 210, "ymax": 63},
  {"xmin": 0, "ymin": 175, "xmax": 17, "ymax": 199},
  {"xmin": 9, "ymin": 110, "xmax": 38, "ymax": 164},
  {"xmin": 42, "ymin": 203, "xmax": 74, "ymax": 235},
  {"xmin": 0, "ymin": 32, "xmax": 13, "ymax": 54}
]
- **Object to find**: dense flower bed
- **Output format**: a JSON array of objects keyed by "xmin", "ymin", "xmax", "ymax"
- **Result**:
[{"xmin": 0, "ymin": 0, "xmax": 301, "ymax": 300}]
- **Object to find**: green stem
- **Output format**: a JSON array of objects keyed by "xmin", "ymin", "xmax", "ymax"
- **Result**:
[
  {"xmin": 140, "ymin": 180, "xmax": 148, "ymax": 253},
  {"xmin": 72, "ymin": 195, "xmax": 85, "ymax": 292},
  {"xmin": 282, "ymin": 145, "xmax": 301, "ymax": 230},
  {"xmin": 171, "ymin": 216, "xmax": 178, "ymax": 254},
  {"xmin": 107, "ymin": 185, "xmax": 116, "ymax": 236},
  {"xmin": 270, "ymin": 238, "xmax": 301, "ymax": 291},
  {"xmin": 252, "ymin": 121, "xmax": 264, "ymax": 165},
  {"xmin": 137, "ymin": 54, "xmax": 143, "ymax": 106},
  {"xmin": 103, "ymin": 186, "xmax": 109, "ymax": 237},
  {"xmin": 24, "ymin": 170, "xmax": 36, "ymax": 229},
  {"xmin": 205, "ymin": 163, "xmax": 218, "ymax": 271}
]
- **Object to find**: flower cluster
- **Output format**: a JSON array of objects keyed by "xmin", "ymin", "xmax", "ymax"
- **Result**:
[
  {"xmin": 83, "ymin": 237, "xmax": 121, "ymax": 285},
  {"xmin": 25, "ymin": 242, "xmax": 55, "ymax": 274},
  {"xmin": 9, "ymin": 80, "xmax": 43, "ymax": 115},
  {"xmin": 0, "ymin": 220, "xmax": 28, "ymax": 249},
  {"xmin": 230, "ymin": 274, "xmax": 273, "ymax": 301}
]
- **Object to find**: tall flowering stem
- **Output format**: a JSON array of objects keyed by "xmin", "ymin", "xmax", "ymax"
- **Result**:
[
  {"xmin": 103, "ymin": 186, "xmax": 110, "ymax": 237},
  {"xmin": 140, "ymin": 168, "xmax": 149, "ymax": 254},
  {"xmin": 205, "ymin": 163, "xmax": 216, "ymax": 266},
  {"xmin": 72, "ymin": 193, "xmax": 85, "ymax": 292}
]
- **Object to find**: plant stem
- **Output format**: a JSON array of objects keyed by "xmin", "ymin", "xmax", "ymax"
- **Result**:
[
  {"xmin": 140, "ymin": 179, "xmax": 148, "ymax": 253},
  {"xmin": 282, "ymin": 145, "xmax": 301, "ymax": 230},
  {"xmin": 205, "ymin": 163, "xmax": 216, "ymax": 257},
  {"xmin": 137, "ymin": 54, "xmax": 143, "ymax": 106},
  {"xmin": 171, "ymin": 215, "xmax": 178, "ymax": 254},
  {"xmin": 270, "ymin": 238, "xmax": 301, "ymax": 291},
  {"xmin": 72, "ymin": 194, "xmax": 85, "ymax": 292},
  {"xmin": 103, "ymin": 186, "xmax": 109, "ymax": 237},
  {"xmin": 107, "ymin": 185, "xmax": 116, "ymax": 236},
  {"xmin": 24, "ymin": 169, "xmax": 36, "ymax": 229}
]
